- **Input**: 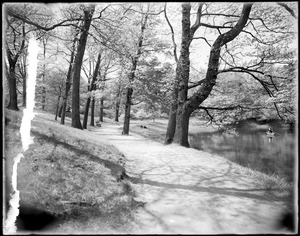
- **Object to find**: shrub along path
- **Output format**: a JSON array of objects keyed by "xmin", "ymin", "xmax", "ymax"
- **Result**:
[{"xmin": 88, "ymin": 120, "xmax": 294, "ymax": 234}]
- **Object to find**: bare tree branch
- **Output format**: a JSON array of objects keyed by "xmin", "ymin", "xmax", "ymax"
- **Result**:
[
  {"xmin": 188, "ymin": 79, "xmax": 206, "ymax": 89},
  {"xmin": 192, "ymin": 36, "xmax": 212, "ymax": 47},
  {"xmin": 277, "ymin": 2, "xmax": 297, "ymax": 18},
  {"xmin": 7, "ymin": 8, "xmax": 81, "ymax": 31},
  {"xmin": 164, "ymin": 3, "xmax": 178, "ymax": 63},
  {"xmin": 199, "ymin": 22, "xmax": 232, "ymax": 29},
  {"xmin": 190, "ymin": 3, "xmax": 203, "ymax": 36}
]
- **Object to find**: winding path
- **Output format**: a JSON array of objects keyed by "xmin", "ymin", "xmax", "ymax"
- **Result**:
[{"xmin": 89, "ymin": 120, "xmax": 291, "ymax": 234}]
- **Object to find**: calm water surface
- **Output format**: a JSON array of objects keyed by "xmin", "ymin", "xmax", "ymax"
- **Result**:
[{"xmin": 189, "ymin": 123, "xmax": 296, "ymax": 182}]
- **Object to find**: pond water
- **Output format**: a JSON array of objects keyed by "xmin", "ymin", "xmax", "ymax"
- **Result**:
[{"xmin": 189, "ymin": 121, "xmax": 296, "ymax": 183}]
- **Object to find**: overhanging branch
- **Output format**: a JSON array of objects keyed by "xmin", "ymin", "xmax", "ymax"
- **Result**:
[
  {"xmin": 188, "ymin": 79, "xmax": 206, "ymax": 89},
  {"xmin": 164, "ymin": 3, "xmax": 178, "ymax": 63},
  {"xmin": 7, "ymin": 8, "xmax": 81, "ymax": 31},
  {"xmin": 277, "ymin": 3, "xmax": 297, "ymax": 18},
  {"xmin": 198, "ymin": 105, "xmax": 267, "ymax": 111}
]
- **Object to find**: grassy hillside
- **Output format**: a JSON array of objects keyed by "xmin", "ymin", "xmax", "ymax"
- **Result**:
[{"xmin": 4, "ymin": 108, "xmax": 139, "ymax": 234}]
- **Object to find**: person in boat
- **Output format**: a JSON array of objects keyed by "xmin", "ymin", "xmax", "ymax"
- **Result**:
[
  {"xmin": 267, "ymin": 127, "xmax": 274, "ymax": 143},
  {"xmin": 267, "ymin": 127, "xmax": 275, "ymax": 136}
]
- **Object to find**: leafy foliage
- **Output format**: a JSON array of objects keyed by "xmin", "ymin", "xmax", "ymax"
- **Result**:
[
  {"xmin": 131, "ymin": 57, "xmax": 174, "ymax": 118},
  {"xmin": 4, "ymin": 2, "xmax": 297, "ymax": 135}
]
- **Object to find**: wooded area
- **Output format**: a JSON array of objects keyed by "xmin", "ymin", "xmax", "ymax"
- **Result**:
[{"xmin": 4, "ymin": 2, "xmax": 297, "ymax": 147}]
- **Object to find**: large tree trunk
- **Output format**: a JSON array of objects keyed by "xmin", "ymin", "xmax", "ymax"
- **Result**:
[
  {"xmin": 165, "ymin": 66, "xmax": 180, "ymax": 144},
  {"xmin": 99, "ymin": 98, "xmax": 104, "ymax": 122},
  {"xmin": 173, "ymin": 104, "xmax": 192, "ymax": 147},
  {"xmin": 6, "ymin": 64, "xmax": 19, "ymax": 111},
  {"xmin": 71, "ymin": 5, "xmax": 95, "ymax": 129},
  {"xmin": 122, "ymin": 87, "xmax": 133, "ymax": 135},
  {"xmin": 171, "ymin": 3, "xmax": 191, "ymax": 147},
  {"xmin": 165, "ymin": 3, "xmax": 196, "ymax": 145},
  {"xmin": 165, "ymin": 101, "xmax": 177, "ymax": 144}
]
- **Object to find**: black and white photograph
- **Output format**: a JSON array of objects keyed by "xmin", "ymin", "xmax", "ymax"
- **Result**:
[{"xmin": 2, "ymin": 2, "xmax": 298, "ymax": 234}]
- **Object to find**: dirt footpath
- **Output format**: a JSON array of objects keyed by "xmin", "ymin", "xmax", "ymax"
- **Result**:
[{"xmin": 89, "ymin": 121, "xmax": 294, "ymax": 234}]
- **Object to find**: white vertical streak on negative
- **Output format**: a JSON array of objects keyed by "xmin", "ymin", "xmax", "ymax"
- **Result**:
[
  {"xmin": 4, "ymin": 37, "xmax": 39, "ymax": 234},
  {"xmin": 20, "ymin": 37, "xmax": 39, "ymax": 151}
]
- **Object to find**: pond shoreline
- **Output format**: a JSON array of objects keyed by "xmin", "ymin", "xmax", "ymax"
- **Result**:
[
  {"xmin": 190, "ymin": 119, "xmax": 295, "ymax": 183},
  {"xmin": 129, "ymin": 117, "xmax": 296, "ymax": 184}
]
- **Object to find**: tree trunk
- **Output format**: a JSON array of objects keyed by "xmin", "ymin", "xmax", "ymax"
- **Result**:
[
  {"xmin": 165, "ymin": 3, "xmax": 193, "ymax": 145},
  {"xmin": 7, "ymin": 64, "xmax": 19, "ymax": 111},
  {"xmin": 55, "ymin": 94, "xmax": 61, "ymax": 120},
  {"xmin": 20, "ymin": 55, "xmax": 27, "ymax": 107},
  {"xmin": 115, "ymin": 100, "xmax": 120, "ymax": 122},
  {"xmin": 42, "ymin": 85, "xmax": 46, "ymax": 110},
  {"xmin": 82, "ymin": 97, "xmax": 91, "ymax": 129},
  {"xmin": 99, "ymin": 98, "xmax": 104, "ymax": 122},
  {"xmin": 165, "ymin": 101, "xmax": 177, "ymax": 144},
  {"xmin": 58, "ymin": 104, "xmax": 63, "ymax": 117},
  {"xmin": 165, "ymin": 65, "xmax": 180, "ymax": 144},
  {"xmin": 171, "ymin": 3, "xmax": 191, "ymax": 146},
  {"xmin": 61, "ymin": 34, "xmax": 78, "ymax": 124},
  {"xmin": 121, "ymin": 14, "xmax": 148, "ymax": 135},
  {"xmin": 71, "ymin": 5, "xmax": 95, "ymax": 129},
  {"xmin": 61, "ymin": 80, "xmax": 72, "ymax": 123},
  {"xmin": 173, "ymin": 104, "xmax": 192, "ymax": 147},
  {"xmin": 122, "ymin": 87, "xmax": 133, "ymax": 135},
  {"xmin": 83, "ymin": 52, "xmax": 101, "ymax": 128},
  {"xmin": 22, "ymin": 72, "xmax": 26, "ymax": 107},
  {"xmin": 90, "ymin": 98, "xmax": 95, "ymax": 126}
]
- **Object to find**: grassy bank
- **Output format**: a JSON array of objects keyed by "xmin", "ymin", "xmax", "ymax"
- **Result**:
[{"xmin": 4, "ymin": 109, "xmax": 140, "ymax": 234}]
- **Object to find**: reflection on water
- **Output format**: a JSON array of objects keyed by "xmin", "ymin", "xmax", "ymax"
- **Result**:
[{"xmin": 189, "ymin": 124, "xmax": 296, "ymax": 182}]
